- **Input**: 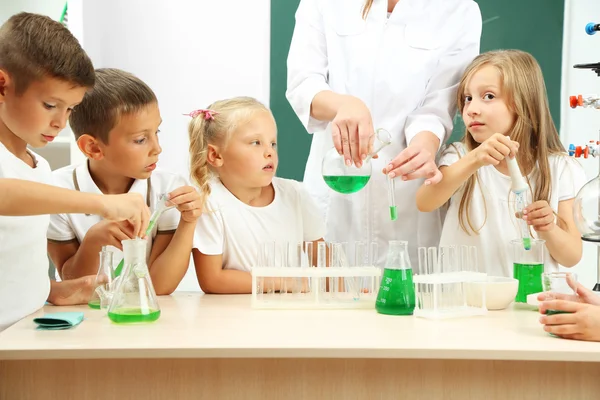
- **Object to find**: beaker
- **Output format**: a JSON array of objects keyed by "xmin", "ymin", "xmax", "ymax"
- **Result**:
[
  {"xmin": 88, "ymin": 246, "xmax": 115, "ymax": 310},
  {"xmin": 375, "ymin": 240, "xmax": 415, "ymax": 315},
  {"xmin": 321, "ymin": 128, "xmax": 392, "ymax": 194},
  {"xmin": 108, "ymin": 238, "xmax": 161, "ymax": 323},
  {"xmin": 511, "ymin": 238, "xmax": 545, "ymax": 303},
  {"xmin": 542, "ymin": 272, "xmax": 578, "ymax": 315}
]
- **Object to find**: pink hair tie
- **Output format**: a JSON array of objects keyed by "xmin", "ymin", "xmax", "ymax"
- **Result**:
[{"xmin": 183, "ymin": 109, "xmax": 219, "ymax": 121}]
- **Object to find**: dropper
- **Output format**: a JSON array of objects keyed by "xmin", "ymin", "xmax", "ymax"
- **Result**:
[
  {"xmin": 507, "ymin": 154, "xmax": 531, "ymax": 250},
  {"xmin": 114, "ymin": 193, "xmax": 173, "ymax": 277}
]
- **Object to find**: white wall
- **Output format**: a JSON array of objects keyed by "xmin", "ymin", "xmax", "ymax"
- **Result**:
[
  {"xmin": 76, "ymin": 0, "xmax": 271, "ymax": 291},
  {"xmin": 0, "ymin": 0, "xmax": 65, "ymax": 25},
  {"xmin": 560, "ymin": 0, "xmax": 600, "ymax": 288},
  {"xmin": 77, "ymin": 0, "xmax": 271, "ymax": 175}
]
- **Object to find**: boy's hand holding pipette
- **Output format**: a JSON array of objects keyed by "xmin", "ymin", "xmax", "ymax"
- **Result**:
[
  {"xmin": 522, "ymin": 201, "xmax": 555, "ymax": 232},
  {"xmin": 167, "ymin": 186, "xmax": 204, "ymax": 223},
  {"xmin": 472, "ymin": 133, "xmax": 519, "ymax": 167},
  {"xmin": 99, "ymin": 193, "xmax": 150, "ymax": 238}
]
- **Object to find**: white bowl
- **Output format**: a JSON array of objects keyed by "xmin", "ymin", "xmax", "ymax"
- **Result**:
[{"xmin": 465, "ymin": 276, "xmax": 519, "ymax": 310}]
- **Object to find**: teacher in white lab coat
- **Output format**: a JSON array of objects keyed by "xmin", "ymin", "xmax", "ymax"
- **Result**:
[{"xmin": 286, "ymin": 0, "xmax": 482, "ymax": 267}]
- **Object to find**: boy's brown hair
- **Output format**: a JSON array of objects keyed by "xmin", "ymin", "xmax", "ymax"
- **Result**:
[
  {"xmin": 69, "ymin": 68, "xmax": 158, "ymax": 143},
  {"xmin": 0, "ymin": 12, "xmax": 95, "ymax": 94}
]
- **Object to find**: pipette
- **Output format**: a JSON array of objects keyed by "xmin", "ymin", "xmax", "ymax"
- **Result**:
[
  {"xmin": 507, "ymin": 156, "xmax": 531, "ymax": 250},
  {"xmin": 114, "ymin": 193, "xmax": 174, "ymax": 277}
]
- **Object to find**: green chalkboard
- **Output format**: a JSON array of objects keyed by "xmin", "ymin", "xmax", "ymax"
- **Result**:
[{"xmin": 270, "ymin": 0, "xmax": 565, "ymax": 180}]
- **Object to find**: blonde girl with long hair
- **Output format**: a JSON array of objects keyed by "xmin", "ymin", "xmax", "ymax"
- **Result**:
[
  {"xmin": 188, "ymin": 97, "xmax": 325, "ymax": 294},
  {"xmin": 416, "ymin": 50, "xmax": 587, "ymax": 276}
]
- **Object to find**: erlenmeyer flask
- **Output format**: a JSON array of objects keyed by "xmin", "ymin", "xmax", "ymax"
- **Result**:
[
  {"xmin": 375, "ymin": 240, "xmax": 415, "ymax": 315},
  {"xmin": 321, "ymin": 128, "xmax": 392, "ymax": 194},
  {"xmin": 108, "ymin": 238, "xmax": 161, "ymax": 323},
  {"xmin": 88, "ymin": 246, "xmax": 115, "ymax": 309}
]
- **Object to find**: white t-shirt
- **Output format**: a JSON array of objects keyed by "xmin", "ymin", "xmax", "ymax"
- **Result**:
[
  {"xmin": 48, "ymin": 162, "xmax": 184, "ymax": 271},
  {"xmin": 438, "ymin": 142, "xmax": 587, "ymax": 277},
  {"xmin": 194, "ymin": 177, "xmax": 326, "ymax": 272},
  {"xmin": 0, "ymin": 142, "xmax": 52, "ymax": 331}
]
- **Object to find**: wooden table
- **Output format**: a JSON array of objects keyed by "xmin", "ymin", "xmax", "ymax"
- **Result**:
[{"xmin": 1, "ymin": 293, "xmax": 600, "ymax": 399}]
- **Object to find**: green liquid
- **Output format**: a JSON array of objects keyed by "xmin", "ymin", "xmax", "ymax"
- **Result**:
[
  {"xmin": 390, "ymin": 206, "xmax": 398, "ymax": 221},
  {"xmin": 323, "ymin": 175, "xmax": 370, "ymax": 194},
  {"xmin": 114, "ymin": 259, "xmax": 124, "ymax": 277},
  {"xmin": 513, "ymin": 263, "xmax": 544, "ymax": 303},
  {"xmin": 88, "ymin": 299, "xmax": 101, "ymax": 309},
  {"xmin": 375, "ymin": 268, "xmax": 415, "ymax": 315},
  {"xmin": 522, "ymin": 237, "xmax": 531, "ymax": 250},
  {"xmin": 108, "ymin": 308, "xmax": 161, "ymax": 323},
  {"xmin": 545, "ymin": 310, "xmax": 572, "ymax": 315}
]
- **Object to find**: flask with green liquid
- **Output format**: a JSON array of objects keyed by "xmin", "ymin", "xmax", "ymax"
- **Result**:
[
  {"xmin": 108, "ymin": 238, "xmax": 161, "ymax": 323},
  {"xmin": 375, "ymin": 240, "xmax": 415, "ymax": 315},
  {"xmin": 321, "ymin": 128, "xmax": 391, "ymax": 194}
]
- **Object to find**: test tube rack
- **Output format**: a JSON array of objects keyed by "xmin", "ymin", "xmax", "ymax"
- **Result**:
[
  {"xmin": 413, "ymin": 245, "xmax": 487, "ymax": 319},
  {"xmin": 251, "ymin": 241, "xmax": 382, "ymax": 309}
]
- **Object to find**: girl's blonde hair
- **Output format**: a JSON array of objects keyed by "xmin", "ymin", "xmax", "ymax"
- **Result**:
[
  {"xmin": 188, "ymin": 96, "xmax": 271, "ymax": 200},
  {"xmin": 362, "ymin": 0, "xmax": 374, "ymax": 19},
  {"xmin": 456, "ymin": 49, "xmax": 566, "ymax": 234}
]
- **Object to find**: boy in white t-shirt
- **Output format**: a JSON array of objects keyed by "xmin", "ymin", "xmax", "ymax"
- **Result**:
[
  {"xmin": 0, "ymin": 13, "xmax": 150, "ymax": 331},
  {"xmin": 187, "ymin": 97, "xmax": 326, "ymax": 294},
  {"xmin": 47, "ymin": 69, "xmax": 203, "ymax": 295}
]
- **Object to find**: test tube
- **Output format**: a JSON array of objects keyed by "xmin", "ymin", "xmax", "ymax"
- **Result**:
[
  {"xmin": 355, "ymin": 242, "xmax": 366, "ymax": 298},
  {"xmin": 264, "ymin": 241, "xmax": 275, "ymax": 295},
  {"xmin": 255, "ymin": 245, "xmax": 264, "ymax": 300},
  {"xmin": 279, "ymin": 243, "xmax": 287, "ymax": 296},
  {"xmin": 428, "ymin": 246, "xmax": 438, "ymax": 311},
  {"xmin": 328, "ymin": 243, "xmax": 336, "ymax": 297},
  {"xmin": 289, "ymin": 242, "xmax": 303, "ymax": 295},
  {"xmin": 470, "ymin": 246, "xmax": 478, "ymax": 273},
  {"xmin": 388, "ymin": 172, "xmax": 397, "ymax": 221},
  {"xmin": 417, "ymin": 247, "xmax": 427, "ymax": 310},
  {"xmin": 317, "ymin": 241, "xmax": 327, "ymax": 295},
  {"xmin": 370, "ymin": 242, "xmax": 380, "ymax": 293},
  {"xmin": 515, "ymin": 192, "xmax": 532, "ymax": 250},
  {"xmin": 304, "ymin": 241, "xmax": 314, "ymax": 294}
]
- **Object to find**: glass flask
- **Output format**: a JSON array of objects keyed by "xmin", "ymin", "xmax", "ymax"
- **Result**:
[
  {"xmin": 375, "ymin": 240, "xmax": 415, "ymax": 315},
  {"xmin": 573, "ymin": 172, "xmax": 600, "ymax": 242},
  {"xmin": 108, "ymin": 238, "xmax": 161, "ymax": 323},
  {"xmin": 88, "ymin": 246, "xmax": 116, "ymax": 310},
  {"xmin": 321, "ymin": 128, "xmax": 392, "ymax": 194},
  {"xmin": 511, "ymin": 238, "xmax": 545, "ymax": 303}
]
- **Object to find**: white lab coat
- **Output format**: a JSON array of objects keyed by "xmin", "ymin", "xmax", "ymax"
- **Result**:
[{"xmin": 286, "ymin": 0, "xmax": 482, "ymax": 268}]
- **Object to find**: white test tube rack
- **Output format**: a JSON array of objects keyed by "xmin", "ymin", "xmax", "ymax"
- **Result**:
[
  {"xmin": 251, "ymin": 241, "xmax": 382, "ymax": 310},
  {"xmin": 413, "ymin": 245, "xmax": 488, "ymax": 319}
]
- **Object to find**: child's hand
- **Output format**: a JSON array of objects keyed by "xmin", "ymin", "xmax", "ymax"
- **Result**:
[
  {"xmin": 538, "ymin": 301, "xmax": 600, "ymax": 341},
  {"xmin": 538, "ymin": 278, "xmax": 600, "ymax": 307},
  {"xmin": 472, "ymin": 133, "xmax": 519, "ymax": 167},
  {"xmin": 48, "ymin": 275, "xmax": 97, "ymax": 306},
  {"xmin": 100, "ymin": 193, "xmax": 150, "ymax": 237},
  {"xmin": 86, "ymin": 220, "xmax": 137, "ymax": 249},
  {"xmin": 523, "ymin": 200, "xmax": 555, "ymax": 232},
  {"xmin": 168, "ymin": 186, "xmax": 204, "ymax": 223}
]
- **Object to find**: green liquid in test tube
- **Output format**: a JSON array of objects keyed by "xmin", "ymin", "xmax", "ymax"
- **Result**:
[{"xmin": 387, "ymin": 165, "xmax": 397, "ymax": 221}]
